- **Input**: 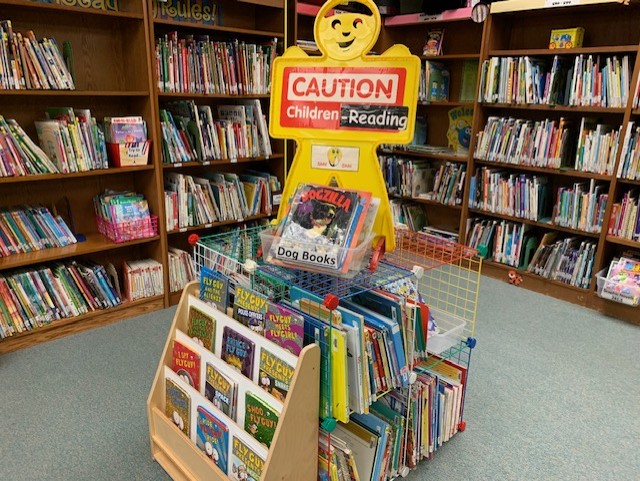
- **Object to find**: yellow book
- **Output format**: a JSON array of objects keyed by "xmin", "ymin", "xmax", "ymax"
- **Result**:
[
  {"xmin": 331, "ymin": 327, "xmax": 349, "ymax": 423},
  {"xmin": 318, "ymin": 454, "xmax": 340, "ymax": 481}
]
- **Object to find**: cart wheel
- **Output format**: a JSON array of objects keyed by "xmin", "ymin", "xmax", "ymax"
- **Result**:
[
  {"xmin": 188, "ymin": 234, "xmax": 200, "ymax": 246},
  {"xmin": 323, "ymin": 294, "xmax": 339, "ymax": 311},
  {"xmin": 458, "ymin": 420, "xmax": 467, "ymax": 432},
  {"xmin": 399, "ymin": 466, "xmax": 410, "ymax": 477},
  {"xmin": 369, "ymin": 237, "xmax": 385, "ymax": 272}
]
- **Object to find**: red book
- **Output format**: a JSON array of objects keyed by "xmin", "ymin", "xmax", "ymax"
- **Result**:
[{"xmin": 172, "ymin": 339, "xmax": 201, "ymax": 390}]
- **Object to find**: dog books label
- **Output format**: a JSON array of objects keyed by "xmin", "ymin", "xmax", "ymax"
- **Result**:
[
  {"xmin": 196, "ymin": 406, "xmax": 229, "ymax": 474},
  {"xmin": 230, "ymin": 436, "xmax": 265, "ymax": 481},
  {"xmin": 165, "ymin": 377, "xmax": 190, "ymax": 437},
  {"xmin": 259, "ymin": 347, "xmax": 295, "ymax": 401},
  {"xmin": 244, "ymin": 392, "xmax": 279, "ymax": 447},
  {"xmin": 233, "ymin": 286, "xmax": 267, "ymax": 335},
  {"xmin": 221, "ymin": 326, "xmax": 256, "ymax": 379}
]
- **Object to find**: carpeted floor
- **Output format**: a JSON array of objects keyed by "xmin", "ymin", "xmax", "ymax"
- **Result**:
[{"xmin": 1, "ymin": 275, "xmax": 638, "ymax": 481}]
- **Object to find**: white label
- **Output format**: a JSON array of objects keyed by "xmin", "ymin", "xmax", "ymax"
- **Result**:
[
  {"xmin": 418, "ymin": 13, "xmax": 442, "ymax": 22},
  {"xmin": 273, "ymin": 194, "xmax": 282, "ymax": 206},
  {"xmin": 311, "ymin": 145, "xmax": 359, "ymax": 172},
  {"xmin": 544, "ymin": 0, "xmax": 581, "ymax": 7},
  {"xmin": 179, "ymin": 228, "xmax": 187, "ymax": 232},
  {"xmin": 230, "ymin": 158, "xmax": 237, "ymax": 163},
  {"xmin": 202, "ymin": 161, "xmax": 211, "ymax": 166}
]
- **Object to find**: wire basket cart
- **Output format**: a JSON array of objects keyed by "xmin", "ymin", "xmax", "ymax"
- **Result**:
[{"xmin": 190, "ymin": 225, "xmax": 482, "ymax": 478}]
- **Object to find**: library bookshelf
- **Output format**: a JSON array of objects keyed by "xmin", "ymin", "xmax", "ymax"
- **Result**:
[
  {"xmin": 146, "ymin": 0, "xmax": 289, "ymax": 305},
  {"xmin": 147, "ymin": 281, "xmax": 320, "ymax": 481},
  {"xmin": 468, "ymin": 0, "xmax": 640, "ymax": 324},
  {"xmin": 0, "ymin": 0, "xmax": 167, "ymax": 354}
]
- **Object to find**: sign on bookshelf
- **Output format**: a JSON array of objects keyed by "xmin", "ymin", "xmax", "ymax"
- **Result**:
[{"xmin": 152, "ymin": 0, "xmax": 217, "ymax": 25}]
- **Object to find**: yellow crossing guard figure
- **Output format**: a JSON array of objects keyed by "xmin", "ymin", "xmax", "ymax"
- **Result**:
[{"xmin": 269, "ymin": 0, "xmax": 420, "ymax": 252}]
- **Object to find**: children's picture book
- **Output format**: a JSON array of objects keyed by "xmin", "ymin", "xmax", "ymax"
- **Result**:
[
  {"xmin": 187, "ymin": 305, "xmax": 216, "ymax": 352},
  {"xmin": 233, "ymin": 286, "xmax": 268, "ymax": 335},
  {"xmin": 600, "ymin": 257, "xmax": 640, "ymax": 306},
  {"xmin": 200, "ymin": 266, "xmax": 229, "ymax": 312},
  {"xmin": 446, "ymin": 106, "xmax": 473, "ymax": 155},
  {"xmin": 244, "ymin": 391, "xmax": 279, "ymax": 447},
  {"xmin": 205, "ymin": 362, "xmax": 238, "ymax": 419},
  {"xmin": 221, "ymin": 326, "xmax": 256, "ymax": 379},
  {"xmin": 172, "ymin": 339, "xmax": 201, "ymax": 390},
  {"xmin": 230, "ymin": 435, "xmax": 266, "ymax": 481},
  {"xmin": 165, "ymin": 377, "xmax": 191, "ymax": 437},
  {"xmin": 196, "ymin": 405, "xmax": 229, "ymax": 474},
  {"xmin": 423, "ymin": 29, "xmax": 444, "ymax": 56},
  {"xmin": 258, "ymin": 347, "xmax": 295, "ymax": 402},
  {"xmin": 269, "ymin": 183, "xmax": 372, "ymax": 273},
  {"xmin": 264, "ymin": 301, "xmax": 304, "ymax": 356}
]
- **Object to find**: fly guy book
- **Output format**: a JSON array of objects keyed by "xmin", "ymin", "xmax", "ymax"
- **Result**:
[
  {"xmin": 196, "ymin": 405, "xmax": 229, "ymax": 473},
  {"xmin": 258, "ymin": 347, "xmax": 295, "ymax": 401},
  {"xmin": 221, "ymin": 326, "xmax": 256, "ymax": 379},
  {"xmin": 165, "ymin": 377, "xmax": 191, "ymax": 437},
  {"xmin": 205, "ymin": 362, "xmax": 237, "ymax": 419},
  {"xmin": 233, "ymin": 286, "xmax": 268, "ymax": 335},
  {"xmin": 230, "ymin": 435, "xmax": 266, "ymax": 481},
  {"xmin": 187, "ymin": 305, "xmax": 216, "ymax": 352},
  {"xmin": 244, "ymin": 391, "xmax": 279, "ymax": 447},
  {"xmin": 264, "ymin": 301, "xmax": 304, "ymax": 356}
]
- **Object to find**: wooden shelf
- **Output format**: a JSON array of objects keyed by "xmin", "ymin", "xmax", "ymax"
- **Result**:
[
  {"xmin": 162, "ymin": 154, "xmax": 284, "ymax": 169},
  {"xmin": 167, "ymin": 213, "xmax": 272, "ymax": 235},
  {"xmin": 616, "ymin": 177, "xmax": 640, "ymax": 186},
  {"xmin": 168, "ymin": 290, "xmax": 183, "ymax": 306},
  {"xmin": 480, "ymin": 102, "xmax": 626, "ymax": 114},
  {"xmin": 157, "ymin": 92, "xmax": 271, "ymax": 100},
  {"xmin": 380, "ymin": 149, "xmax": 468, "ymax": 163},
  {"xmin": 0, "ymin": 294, "xmax": 165, "ymax": 355},
  {"xmin": 469, "ymin": 208, "xmax": 602, "ymax": 238},
  {"xmin": 0, "ymin": 90, "xmax": 150, "ymax": 97},
  {"xmin": 390, "ymin": 194, "xmax": 463, "ymax": 210},
  {"xmin": 488, "ymin": 45, "xmax": 638, "ymax": 57},
  {"xmin": 490, "ymin": 0, "xmax": 628, "ymax": 14},
  {"xmin": 384, "ymin": 8, "xmax": 473, "ymax": 26},
  {"xmin": 422, "ymin": 54, "xmax": 481, "ymax": 61},
  {"xmin": 473, "ymin": 159, "xmax": 612, "ymax": 181},
  {"xmin": 481, "ymin": 259, "xmax": 591, "ymax": 293},
  {"xmin": 0, "ymin": 165, "xmax": 155, "ymax": 185},
  {"xmin": 0, "ymin": 233, "xmax": 161, "ymax": 271},
  {"xmin": 605, "ymin": 236, "xmax": 640, "ymax": 248},
  {"xmin": 418, "ymin": 101, "xmax": 474, "ymax": 108},
  {"xmin": 0, "ymin": 0, "xmax": 144, "ymax": 19},
  {"xmin": 632, "ymin": 109, "xmax": 640, "ymax": 115},
  {"xmin": 153, "ymin": 18, "xmax": 284, "ymax": 38}
]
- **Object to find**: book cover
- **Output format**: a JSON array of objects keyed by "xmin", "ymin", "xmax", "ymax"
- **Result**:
[
  {"xmin": 423, "ymin": 29, "xmax": 444, "ymax": 56},
  {"xmin": 221, "ymin": 326, "xmax": 256, "ymax": 379},
  {"xmin": 258, "ymin": 347, "xmax": 295, "ymax": 402},
  {"xmin": 187, "ymin": 305, "xmax": 216, "ymax": 351},
  {"xmin": 446, "ymin": 106, "xmax": 473, "ymax": 155},
  {"xmin": 233, "ymin": 286, "xmax": 268, "ymax": 335},
  {"xmin": 172, "ymin": 339, "xmax": 201, "ymax": 390},
  {"xmin": 200, "ymin": 266, "xmax": 229, "ymax": 312},
  {"xmin": 205, "ymin": 362, "xmax": 237, "ymax": 419},
  {"xmin": 264, "ymin": 301, "xmax": 304, "ymax": 356},
  {"xmin": 271, "ymin": 183, "xmax": 371, "ymax": 273},
  {"xmin": 230, "ymin": 435, "xmax": 266, "ymax": 481},
  {"xmin": 165, "ymin": 377, "xmax": 190, "ymax": 437},
  {"xmin": 244, "ymin": 391, "xmax": 279, "ymax": 447},
  {"xmin": 196, "ymin": 405, "xmax": 229, "ymax": 474}
]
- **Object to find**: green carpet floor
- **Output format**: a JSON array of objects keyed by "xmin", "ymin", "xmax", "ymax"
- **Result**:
[{"xmin": 1, "ymin": 275, "xmax": 638, "ymax": 481}]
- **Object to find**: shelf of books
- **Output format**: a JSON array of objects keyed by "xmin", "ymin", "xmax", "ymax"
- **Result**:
[
  {"xmin": 377, "ymin": 10, "xmax": 484, "ymax": 244},
  {"xmin": 462, "ymin": 0, "xmax": 640, "ymax": 324},
  {"xmin": 147, "ymin": 0, "xmax": 288, "ymax": 302},
  {"xmin": 0, "ymin": 0, "xmax": 169, "ymax": 350},
  {"xmin": 149, "ymin": 177, "xmax": 483, "ymax": 480}
]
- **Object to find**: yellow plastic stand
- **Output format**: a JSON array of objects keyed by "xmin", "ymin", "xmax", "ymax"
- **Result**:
[{"xmin": 269, "ymin": 0, "xmax": 420, "ymax": 251}]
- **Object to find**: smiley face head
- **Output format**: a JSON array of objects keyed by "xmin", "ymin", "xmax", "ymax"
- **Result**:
[
  {"xmin": 327, "ymin": 146, "xmax": 342, "ymax": 166},
  {"xmin": 315, "ymin": 0, "xmax": 380, "ymax": 61}
]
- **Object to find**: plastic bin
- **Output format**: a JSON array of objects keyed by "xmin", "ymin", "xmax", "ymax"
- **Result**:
[{"xmin": 427, "ymin": 308, "xmax": 467, "ymax": 355}]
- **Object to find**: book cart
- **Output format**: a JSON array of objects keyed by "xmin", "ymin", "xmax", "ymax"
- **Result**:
[{"xmin": 146, "ymin": 222, "xmax": 482, "ymax": 480}]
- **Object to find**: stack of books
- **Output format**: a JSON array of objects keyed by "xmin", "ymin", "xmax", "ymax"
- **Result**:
[
  {"xmin": 168, "ymin": 247, "xmax": 196, "ymax": 293},
  {"xmin": 617, "ymin": 121, "xmax": 640, "ymax": 181},
  {"xmin": 0, "ymin": 116, "xmax": 59, "ymax": 177},
  {"xmin": 552, "ymin": 180, "xmax": 608, "ymax": 233},
  {"xmin": 607, "ymin": 189, "xmax": 640, "ymax": 240},
  {"xmin": 123, "ymin": 259, "xmax": 164, "ymax": 301}
]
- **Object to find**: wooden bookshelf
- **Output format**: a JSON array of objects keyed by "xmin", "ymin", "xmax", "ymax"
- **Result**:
[
  {"xmin": 0, "ymin": 0, "xmax": 168, "ymax": 351},
  {"xmin": 473, "ymin": 159, "xmax": 613, "ymax": 181}
]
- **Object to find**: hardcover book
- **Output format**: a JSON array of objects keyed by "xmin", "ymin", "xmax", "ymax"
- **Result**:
[
  {"xmin": 172, "ymin": 339, "xmax": 201, "ymax": 389},
  {"xmin": 244, "ymin": 391, "xmax": 279, "ymax": 447},
  {"xmin": 258, "ymin": 347, "xmax": 295, "ymax": 402},
  {"xmin": 200, "ymin": 266, "xmax": 229, "ymax": 312},
  {"xmin": 446, "ymin": 106, "xmax": 473, "ymax": 156},
  {"xmin": 264, "ymin": 301, "xmax": 304, "ymax": 356},
  {"xmin": 165, "ymin": 377, "xmax": 191, "ymax": 437},
  {"xmin": 233, "ymin": 286, "xmax": 268, "ymax": 335},
  {"xmin": 221, "ymin": 326, "xmax": 256, "ymax": 379},
  {"xmin": 196, "ymin": 405, "xmax": 229, "ymax": 474},
  {"xmin": 205, "ymin": 362, "xmax": 238, "ymax": 419},
  {"xmin": 230, "ymin": 435, "xmax": 266, "ymax": 481},
  {"xmin": 423, "ymin": 29, "xmax": 444, "ymax": 56},
  {"xmin": 187, "ymin": 305, "xmax": 216, "ymax": 351}
]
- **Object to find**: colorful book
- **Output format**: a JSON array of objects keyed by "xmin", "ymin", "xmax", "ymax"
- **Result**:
[
  {"xmin": 244, "ymin": 391, "xmax": 279, "ymax": 447},
  {"xmin": 446, "ymin": 106, "xmax": 473, "ymax": 155},
  {"xmin": 165, "ymin": 377, "xmax": 191, "ymax": 437},
  {"xmin": 172, "ymin": 339, "xmax": 201, "ymax": 390},
  {"xmin": 196, "ymin": 405, "xmax": 229, "ymax": 473},
  {"xmin": 229, "ymin": 435, "xmax": 267, "ymax": 481},
  {"xmin": 258, "ymin": 347, "xmax": 295, "ymax": 402},
  {"xmin": 264, "ymin": 301, "xmax": 304, "ymax": 356},
  {"xmin": 423, "ymin": 29, "xmax": 444, "ymax": 56},
  {"xmin": 205, "ymin": 362, "xmax": 238, "ymax": 419},
  {"xmin": 221, "ymin": 326, "xmax": 256, "ymax": 379},
  {"xmin": 200, "ymin": 266, "xmax": 229, "ymax": 312},
  {"xmin": 233, "ymin": 286, "xmax": 268, "ymax": 335},
  {"xmin": 187, "ymin": 305, "xmax": 216, "ymax": 352}
]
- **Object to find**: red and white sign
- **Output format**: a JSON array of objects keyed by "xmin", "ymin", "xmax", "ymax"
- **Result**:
[{"xmin": 279, "ymin": 66, "xmax": 407, "ymax": 130}]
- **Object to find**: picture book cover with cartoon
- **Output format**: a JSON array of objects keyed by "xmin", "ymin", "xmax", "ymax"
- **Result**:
[
  {"xmin": 244, "ymin": 391, "xmax": 279, "ymax": 448},
  {"xmin": 423, "ymin": 28, "xmax": 444, "ymax": 56},
  {"xmin": 221, "ymin": 326, "xmax": 256, "ymax": 379},
  {"xmin": 187, "ymin": 305, "xmax": 216, "ymax": 352},
  {"xmin": 165, "ymin": 377, "xmax": 191, "ymax": 437},
  {"xmin": 264, "ymin": 301, "xmax": 304, "ymax": 356},
  {"xmin": 196, "ymin": 405, "xmax": 229, "ymax": 474},
  {"xmin": 230, "ymin": 435, "xmax": 266, "ymax": 481},
  {"xmin": 205, "ymin": 362, "xmax": 238, "ymax": 419},
  {"xmin": 200, "ymin": 266, "xmax": 229, "ymax": 312},
  {"xmin": 233, "ymin": 286, "xmax": 268, "ymax": 335},
  {"xmin": 258, "ymin": 347, "xmax": 295, "ymax": 402},
  {"xmin": 172, "ymin": 339, "xmax": 201, "ymax": 389},
  {"xmin": 447, "ymin": 106, "xmax": 473, "ymax": 155}
]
